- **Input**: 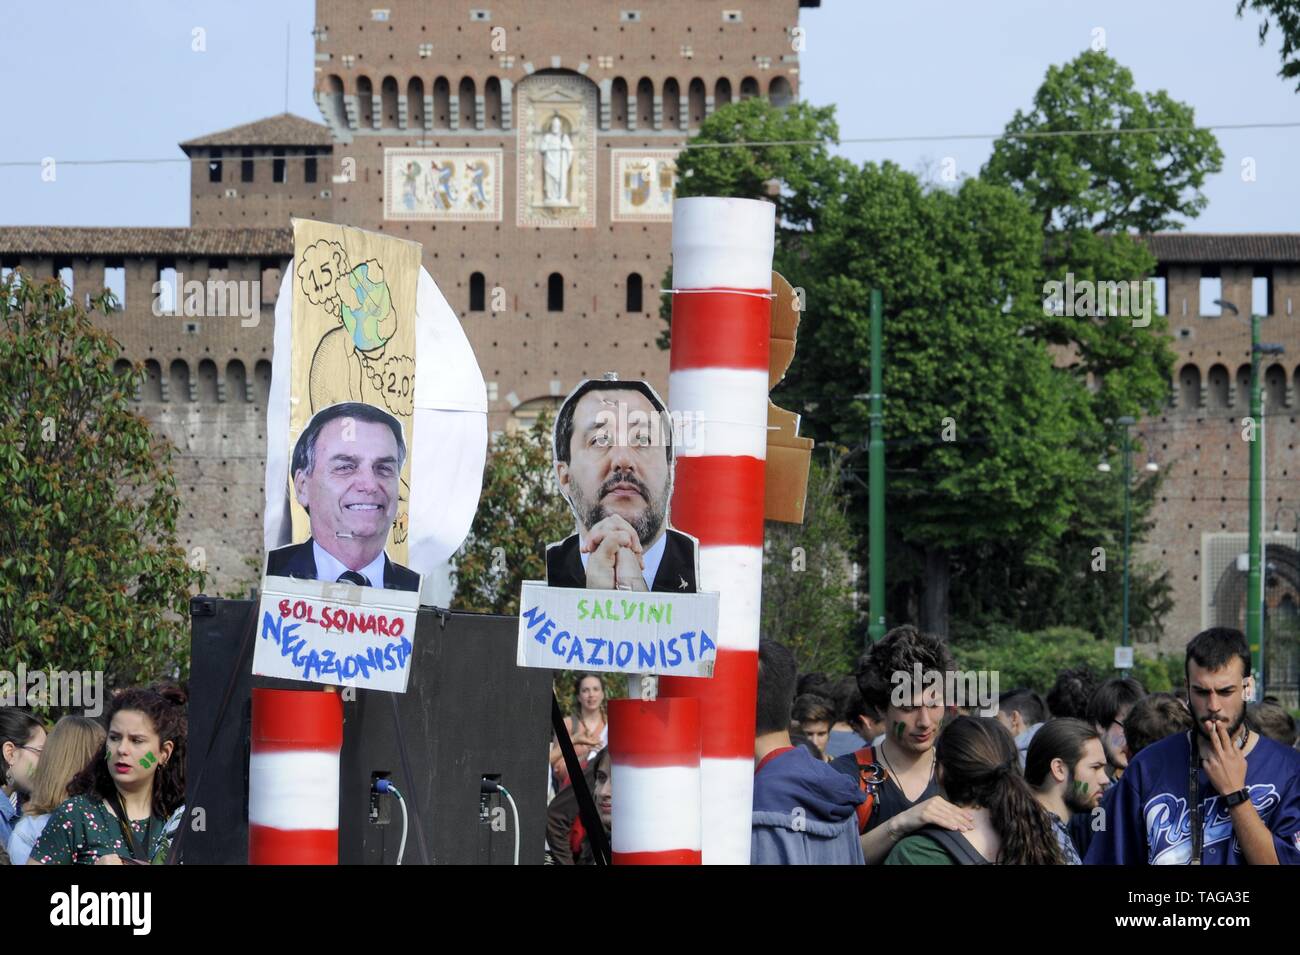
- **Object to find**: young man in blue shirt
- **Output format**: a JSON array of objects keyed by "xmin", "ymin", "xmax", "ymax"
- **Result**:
[{"xmin": 1086, "ymin": 627, "xmax": 1300, "ymax": 865}]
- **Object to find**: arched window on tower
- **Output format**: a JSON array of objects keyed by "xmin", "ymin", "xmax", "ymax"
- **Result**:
[
  {"xmin": 381, "ymin": 76, "xmax": 399, "ymax": 127},
  {"xmin": 611, "ymin": 77, "xmax": 629, "ymax": 129},
  {"xmin": 407, "ymin": 77, "xmax": 425, "ymax": 128},
  {"xmin": 636, "ymin": 77, "xmax": 654, "ymax": 127},
  {"xmin": 548, "ymin": 272, "xmax": 564, "ymax": 312},
  {"xmin": 626, "ymin": 273, "xmax": 643, "ymax": 313},
  {"xmin": 1178, "ymin": 363, "xmax": 1202, "ymax": 409},
  {"xmin": 663, "ymin": 78, "xmax": 681, "ymax": 128},
  {"xmin": 459, "ymin": 77, "xmax": 476, "ymax": 127},
  {"xmin": 433, "ymin": 77, "xmax": 451, "ymax": 128},
  {"xmin": 470, "ymin": 272, "xmax": 486, "ymax": 312},
  {"xmin": 485, "ymin": 77, "xmax": 502, "ymax": 128},
  {"xmin": 1206, "ymin": 364, "xmax": 1230, "ymax": 410},
  {"xmin": 357, "ymin": 76, "xmax": 374, "ymax": 127},
  {"xmin": 324, "ymin": 75, "xmax": 347, "ymax": 129},
  {"xmin": 769, "ymin": 76, "xmax": 793, "ymax": 107},
  {"xmin": 1266, "ymin": 362, "xmax": 1288, "ymax": 410},
  {"xmin": 688, "ymin": 78, "xmax": 706, "ymax": 125}
]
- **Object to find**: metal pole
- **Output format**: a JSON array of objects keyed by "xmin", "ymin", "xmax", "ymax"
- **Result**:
[
  {"xmin": 1248, "ymin": 312, "xmax": 1264, "ymax": 694},
  {"xmin": 868, "ymin": 288, "xmax": 886, "ymax": 643},
  {"xmin": 1121, "ymin": 425, "xmax": 1132, "ymax": 677}
]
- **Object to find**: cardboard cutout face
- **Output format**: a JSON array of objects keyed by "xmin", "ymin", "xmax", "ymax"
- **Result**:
[
  {"xmin": 292, "ymin": 406, "xmax": 403, "ymax": 562},
  {"xmin": 556, "ymin": 385, "xmax": 673, "ymax": 548},
  {"xmin": 265, "ymin": 401, "xmax": 419, "ymax": 593},
  {"xmin": 546, "ymin": 378, "xmax": 697, "ymax": 594}
]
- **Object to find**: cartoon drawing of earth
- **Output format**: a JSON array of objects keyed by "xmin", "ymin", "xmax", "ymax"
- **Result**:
[{"xmin": 340, "ymin": 260, "xmax": 397, "ymax": 352}]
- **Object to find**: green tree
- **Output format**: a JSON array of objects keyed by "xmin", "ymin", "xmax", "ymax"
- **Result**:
[
  {"xmin": 451, "ymin": 413, "xmax": 573, "ymax": 615},
  {"xmin": 0, "ymin": 274, "xmax": 204, "ymax": 703},
  {"xmin": 976, "ymin": 50, "xmax": 1218, "ymax": 641},
  {"xmin": 981, "ymin": 50, "xmax": 1220, "ymax": 422},
  {"xmin": 761, "ymin": 452, "xmax": 862, "ymax": 674},
  {"xmin": 672, "ymin": 86, "xmax": 1187, "ymax": 641},
  {"xmin": 948, "ymin": 462, "xmax": 1174, "ymax": 644},
  {"xmin": 982, "ymin": 51, "xmax": 1223, "ymax": 235},
  {"xmin": 798, "ymin": 163, "xmax": 1096, "ymax": 636},
  {"xmin": 1238, "ymin": 0, "xmax": 1300, "ymax": 90},
  {"xmin": 674, "ymin": 100, "xmax": 1097, "ymax": 637}
]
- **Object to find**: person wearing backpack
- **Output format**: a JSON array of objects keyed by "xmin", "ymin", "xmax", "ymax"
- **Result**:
[
  {"xmin": 830, "ymin": 625, "xmax": 974, "ymax": 863},
  {"xmin": 884, "ymin": 716, "xmax": 1064, "ymax": 865}
]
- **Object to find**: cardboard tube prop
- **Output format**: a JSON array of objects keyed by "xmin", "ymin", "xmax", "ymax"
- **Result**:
[
  {"xmin": 608, "ymin": 696, "xmax": 701, "ymax": 864},
  {"xmin": 657, "ymin": 197, "xmax": 776, "ymax": 864},
  {"xmin": 248, "ymin": 688, "xmax": 343, "ymax": 865}
]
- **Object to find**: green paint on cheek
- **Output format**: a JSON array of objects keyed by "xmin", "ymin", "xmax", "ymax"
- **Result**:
[
  {"xmin": 1071, "ymin": 780, "xmax": 1090, "ymax": 799},
  {"xmin": 894, "ymin": 722, "xmax": 906, "ymax": 740},
  {"xmin": 138, "ymin": 752, "xmax": 156, "ymax": 770}
]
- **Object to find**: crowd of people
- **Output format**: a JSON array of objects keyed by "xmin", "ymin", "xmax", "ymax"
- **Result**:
[
  {"xmin": 6, "ymin": 626, "xmax": 1297, "ymax": 866},
  {"xmin": 1, "ymin": 682, "xmax": 188, "ymax": 865},
  {"xmin": 548, "ymin": 625, "xmax": 1300, "ymax": 865}
]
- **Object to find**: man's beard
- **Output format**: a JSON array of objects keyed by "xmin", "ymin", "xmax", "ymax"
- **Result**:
[
  {"xmin": 573, "ymin": 468, "xmax": 667, "ymax": 546},
  {"xmin": 1194, "ymin": 709, "xmax": 1246, "ymax": 743}
]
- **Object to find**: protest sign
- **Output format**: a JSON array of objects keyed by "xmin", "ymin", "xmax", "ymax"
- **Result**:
[
  {"xmin": 516, "ymin": 581, "xmax": 719, "ymax": 677},
  {"xmin": 263, "ymin": 220, "xmax": 488, "ymax": 602},
  {"xmin": 254, "ymin": 575, "xmax": 420, "ymax": 692}
]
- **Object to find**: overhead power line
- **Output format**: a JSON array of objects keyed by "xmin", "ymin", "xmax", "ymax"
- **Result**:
[{"xmin": 0, "ymin": 120, "xmax": 1297, "ymax": 170}]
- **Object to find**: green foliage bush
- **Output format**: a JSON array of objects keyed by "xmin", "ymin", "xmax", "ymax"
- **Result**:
[{"xmin": 951, "ymin": 625, "xmax": 1182, "ymax": 699}]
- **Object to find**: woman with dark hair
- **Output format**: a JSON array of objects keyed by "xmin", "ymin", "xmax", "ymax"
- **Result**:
[
  {"xmin": 548, "ymin": 673, "xmax": 607, "ymax": 789},
  {"xmin": 885, "ymin": 716, "xmax": 1063, "ymax": 865},
  {"xmin": 1, "ymin": 710, "xmax": 45, "ymax": 849},
  {"xmin": 29, "ymin": 683, "xmax": 187, "ymax": 865}
]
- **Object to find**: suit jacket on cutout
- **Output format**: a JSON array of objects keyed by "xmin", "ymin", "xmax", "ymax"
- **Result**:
[
  {"xmin": 545, "ymin": 528, "xmax": 698, "ymax": 593},
  {"xmin": 265, "ymin": 538, "xmax": 421, "ymax": 593}
]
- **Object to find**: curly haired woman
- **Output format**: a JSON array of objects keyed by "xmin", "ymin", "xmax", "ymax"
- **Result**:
[{"xmin": 29, "ymin": 683, "xmax": 187, "ymax": 865}]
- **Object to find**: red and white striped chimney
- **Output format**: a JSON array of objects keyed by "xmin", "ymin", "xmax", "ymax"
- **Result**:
[
  {"xmin": 248, "ymin": 688, "xmax": 343, "ymax": 865},
  {"xmin": 659, "ymin": 196, "xmax": 775, "ymax": 864}
]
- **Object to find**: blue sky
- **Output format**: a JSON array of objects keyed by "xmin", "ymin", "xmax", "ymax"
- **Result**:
[{"xmin": 1, "ymin": 0, "xmax": 1296, "ymax": 231}]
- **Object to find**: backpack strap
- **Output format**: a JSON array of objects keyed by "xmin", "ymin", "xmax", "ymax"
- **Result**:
[
  {"xmin": 919, "ymin": 825, "xmax": 989, "ymax": 865},
  {"xmin": 852, "ymin": 745, "xmax": 885, "ymax": 835}
]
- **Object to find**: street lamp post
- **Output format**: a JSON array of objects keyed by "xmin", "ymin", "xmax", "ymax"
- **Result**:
[
  {"xmin": 1100, "ymin": 416, "xmax": 1157, "ymax": 676},
  {"xmin": 1119, "ymin": 416, "xmax": 1134, "ymax": 663},
  {"xmin": 1215, "ymin": 298, "xmax": 1283, "ymax": 698},
  {"xmin": 867, "ymin": 288, "xmax": 886, "ymax": 643}
]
